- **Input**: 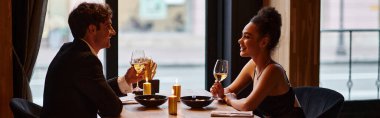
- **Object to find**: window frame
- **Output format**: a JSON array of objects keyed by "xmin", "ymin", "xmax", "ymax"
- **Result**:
[{"xmin": 105, "ymin": 0, "xmax": 262, "ymax": 94}]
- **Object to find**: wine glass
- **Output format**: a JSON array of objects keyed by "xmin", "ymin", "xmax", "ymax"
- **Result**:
[
  {"xmin": 130, "ymin": 50, "xmax": 146, "ymax": 93},
  {"xmin": 213, "ymin": 59, "xmax": 228, "ymax": 100},
  {"xmin": 143, "ymin": 56, "xmax": 153, "ymax": 81}
]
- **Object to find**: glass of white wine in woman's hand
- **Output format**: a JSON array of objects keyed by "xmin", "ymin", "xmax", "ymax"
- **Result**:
[
  {"xmin": 130, "ymin": 50, "xmax": 145, "ymax": 93},
  {"xmin": 213, "ymin": 59, "xmax": 228, "ymax": 100}
]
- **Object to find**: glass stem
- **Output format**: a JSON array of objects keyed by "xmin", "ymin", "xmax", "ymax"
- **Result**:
[{"xmin": 136, "ymin": 81, "xmax": 140, "ymax": 88}]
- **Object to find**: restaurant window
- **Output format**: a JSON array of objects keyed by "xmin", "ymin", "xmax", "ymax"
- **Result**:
[
  {"xmin": 30, "ymin": 0, "xmax": 106, "ymax": 105},
  {"xmin": 118, "ymin": 0, "xmax": 205, "ymax": 91},
  {"xmin": 320, "ymin": 0, "xmax": 380, "ymax": 100}
]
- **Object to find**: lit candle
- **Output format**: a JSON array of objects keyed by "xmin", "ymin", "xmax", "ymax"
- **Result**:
[
  {"xmin": 173, "ymin": 79, "xmax": 181, "ymax": 102},
  {"xmin": 143, "ymin": 78, "xmax": 151, "ymax": 95},
  {"xmin": 168, "ymin": 89, "xmax": 177, "ymax": 115}
]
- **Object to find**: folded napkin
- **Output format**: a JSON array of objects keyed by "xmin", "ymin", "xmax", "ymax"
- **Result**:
[
  {"xmin": 122, "ymin": 100, "xmax": 138, "ymax": 104},
  {"xmin": 211, "ymin": 111, "xmax": 253, "ymax": 117},
  {"xmin": 120, "ymin": 95, "xmax": 138, "ymax": 104}
]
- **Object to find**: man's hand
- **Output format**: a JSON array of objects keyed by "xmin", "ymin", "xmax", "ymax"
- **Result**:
[{"xmin": 124, "ymin": 67, "xmax": 143, "ymax": 84}]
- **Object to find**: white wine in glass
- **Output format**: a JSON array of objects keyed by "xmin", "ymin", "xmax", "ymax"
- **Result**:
[
  {"xmin": 130, "ymin": 50, "xmax": 146, "ymax": 93},
  {"xmin": 213, "ymin": 59, "xmax": 228, "ymax": 82},
  {"xmin": 131, "ymin": 50, "xmax": 146, "ymax": 75},
  {"xmin": 143, "ymin": 56, "xmax": 153, "ymax": 80},
  {"xmin": 132, "ymin": 63, "xmax": 145, "ymax": 74},
  {"xmin": 213, "ymin": 72, "xmax": 227, "ymax": 82},
  {"xmin": 213, "ymin": 59, "xmax": 228, "ymax": 100}
]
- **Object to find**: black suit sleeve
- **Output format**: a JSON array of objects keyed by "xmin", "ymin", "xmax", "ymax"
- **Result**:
[
  {"xmin": 73, "ymin": 55, "xmax": 122, "ymax": 117},
  {"xmin": 107, "ymin": 77, "xmax": 128, "ymax": 97}
]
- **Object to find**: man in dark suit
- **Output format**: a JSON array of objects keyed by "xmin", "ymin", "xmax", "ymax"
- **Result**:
[{"xmin": 41, "ymin": 2, "xmax": 144, "ymax": 118}]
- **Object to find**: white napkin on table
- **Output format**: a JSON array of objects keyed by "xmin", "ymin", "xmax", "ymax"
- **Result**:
[
  {"xmin": 120, "ymin": 94, "xmax": 138, "ymax": 104},
  {"xmin": 122, "ymin": 99, "xmax": 138, "ymax": 104},
  {"xmin": 211, "ymin": 111, "xmax": 253, "ymax": 117}
]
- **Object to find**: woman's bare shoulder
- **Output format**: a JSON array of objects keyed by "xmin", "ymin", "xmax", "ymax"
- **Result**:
[
  {"xmin": 242, "ymin": 59, "xmax": 255, "ymax": 73},
  {"xmin": 266, "ymin": 63, "xmax": 284, "ymax": 74}
]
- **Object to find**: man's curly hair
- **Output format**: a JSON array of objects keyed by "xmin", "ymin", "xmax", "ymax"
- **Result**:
[{"xmin": 68, "ymin": 2, "xmax": 112, "ymax": 39}]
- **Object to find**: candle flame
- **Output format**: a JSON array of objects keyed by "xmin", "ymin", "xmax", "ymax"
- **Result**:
[
  {"xmin": 175, "ymin": 78, "xmax": 178, "ymax": 84},
  {"xmin": 145, "ymin": 76, "xmax": 148, "ymax": 82},
  {"xmin": 172, "ymin": 88, "xmax": 174, "ymax": 95}
]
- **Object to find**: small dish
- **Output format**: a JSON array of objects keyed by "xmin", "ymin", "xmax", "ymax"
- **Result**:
[
  {"xmin": 134, "ymin": 95, "xmax": 167, "ymax": 107},
  {"xmin": 180, "ymin": 96, "xmax": 213, "ymax": 108}
]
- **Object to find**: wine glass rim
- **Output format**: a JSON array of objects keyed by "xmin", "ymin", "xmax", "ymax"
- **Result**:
[
  {"xmin": 216, "ymin": 59, "xmax": 228, "ymax": 63},
  {"xmin": 216, "ymin": 59, "xmax": 227, "ymax": 61},
  {"xmin": 131, "ymin": 50, "xmax": 146, "ymax": 63}
]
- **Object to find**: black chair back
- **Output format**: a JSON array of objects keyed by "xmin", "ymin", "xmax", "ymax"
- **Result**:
[
  {"xmin": 294, "ymin": 87, "xmax": 344, "ymax": 118},
  {"xmin": 339, "ymin": 99, "xmax": 380, "ymax": 118},
  {"xmin": 9, "ymin": 98, "xmax": 42, "ymax": 118}
]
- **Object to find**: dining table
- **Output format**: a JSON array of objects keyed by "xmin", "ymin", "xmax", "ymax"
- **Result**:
[{"xmin": 117, "ymin": 89, "xmax": 255, "ymax": 118}]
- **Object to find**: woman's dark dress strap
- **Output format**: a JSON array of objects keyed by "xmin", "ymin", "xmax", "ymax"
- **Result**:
[{"xmin": 253, "ymin": 63, "xmax": 305, "ymax": 117}]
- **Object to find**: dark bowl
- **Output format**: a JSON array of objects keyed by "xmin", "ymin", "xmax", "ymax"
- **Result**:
[
  {"xmin": 134, "ymin": 95, "xmax": 167, "ymax": 107},
  {"xmin": 180, "ymin": 96, "xmax": 214, "ymax": 108}
]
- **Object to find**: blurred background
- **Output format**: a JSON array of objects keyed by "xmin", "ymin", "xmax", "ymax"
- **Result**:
[{"xmin": 30, "ymin": 0, "xmax": 380, "ymax": 105}]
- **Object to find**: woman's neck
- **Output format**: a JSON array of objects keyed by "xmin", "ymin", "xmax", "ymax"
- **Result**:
[{"xmin": 252, "ymin": 53, "xmax": 272, "ymax": 74}]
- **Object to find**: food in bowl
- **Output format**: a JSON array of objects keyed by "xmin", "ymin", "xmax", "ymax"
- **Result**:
[
  {"xmin": 180, "ymin": 96, "xmax": 213, "ymax": 108},
  {"xmin": 134, "ymin": 95, "xmax": 167, "ymax": 107}
]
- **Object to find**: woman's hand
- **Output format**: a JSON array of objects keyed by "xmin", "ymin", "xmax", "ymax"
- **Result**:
[
  {"xmin": 210, "ymin": 82, "xmax": 225, "ymax": 98},
  {"xmin": 224, "ymin": 93, "xmax": 237, "ymax": 105}
]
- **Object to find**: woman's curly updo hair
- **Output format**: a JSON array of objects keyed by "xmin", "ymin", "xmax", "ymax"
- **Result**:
[
  {"xmin": 68, "ymin": 2, "xmax": 112, "ymax": 39},
  {"xmin": 250, "ymin": 7, "xmax": 282, "ymax": 52}
]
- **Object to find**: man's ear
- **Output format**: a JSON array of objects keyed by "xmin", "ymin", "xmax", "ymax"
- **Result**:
[{"xmin": 87, "ymin": 24, "xmax": 97, "ymax": 33}]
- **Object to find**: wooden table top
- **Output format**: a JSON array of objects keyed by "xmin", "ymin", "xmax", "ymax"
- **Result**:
[{"xmin": 118, "ymin": 89, "xmax": 254, "ymax": 118}]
